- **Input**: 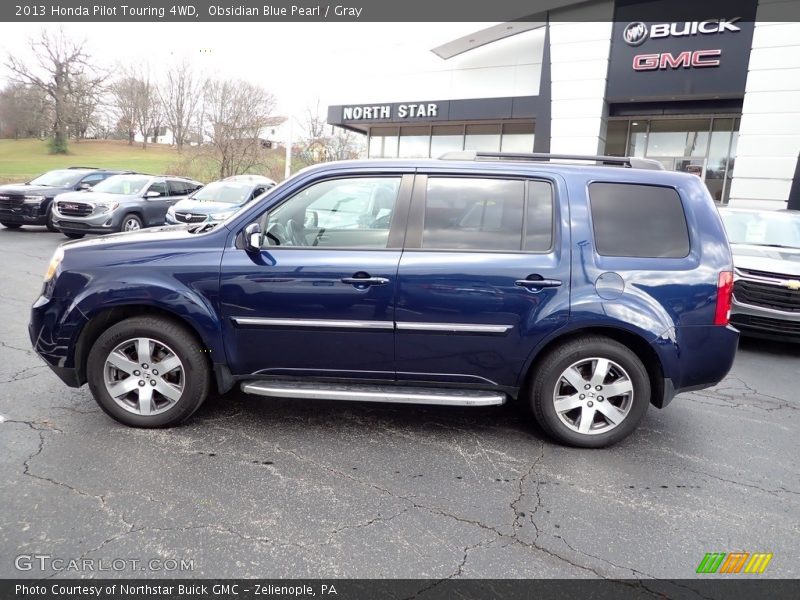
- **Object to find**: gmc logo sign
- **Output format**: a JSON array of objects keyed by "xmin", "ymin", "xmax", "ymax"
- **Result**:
[{"xmin": 633, "ymin": 49, "xmax": 722, "ymax": 71}]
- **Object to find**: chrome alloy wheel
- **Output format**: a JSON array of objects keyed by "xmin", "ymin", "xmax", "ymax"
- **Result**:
[
  {"xmin": 103, "ymin": 337, "xmax": 185, "ymax": 416},
  {"xmin": 552, "ymin": 357, "xmax": 634, "ymax": 435},
  {"xmin": 123, "ymin": 217, "xmax": 141, "ymax": 231}
]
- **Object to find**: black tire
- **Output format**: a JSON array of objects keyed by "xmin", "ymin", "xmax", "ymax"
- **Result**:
[
  {"xmin": 120, "ymin": 213, "xmax": 143, "ymax": 232},
  {"xmin": 530, "ymin": 336, "xmax": 650, "ymax": 448},
  {"xmin": 1, "ymin": 222, "xmax": 22, "ymax": 229},
  {"xmin": 46, "ymin": 205, "xmax": 58, "ymax": 232},
  {"xmin": 63, "ymin": 232, "xmax": 85, "ymax": 239},
  {"xmin": 86, "ymin": 316, "xmax": 211, "ymax": 427}
]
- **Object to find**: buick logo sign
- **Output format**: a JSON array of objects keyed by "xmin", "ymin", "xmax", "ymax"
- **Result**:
[{"xmin": 623, "ymin": 22, "xmax": 648, "ymax": 46}]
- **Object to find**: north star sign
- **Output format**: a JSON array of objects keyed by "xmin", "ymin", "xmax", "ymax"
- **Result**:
[{"xmin": 342, "ymin": 103, "xmax": 439, "ymax": 121}]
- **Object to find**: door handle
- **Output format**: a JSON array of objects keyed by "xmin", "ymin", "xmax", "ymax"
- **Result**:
[
  {"xmin": 515, "ymin": 277, "xmax": 563, "ymax": 290},
  {"xmin": 341, "ymin": 276, "xmax": 390, "ymax": 286}
]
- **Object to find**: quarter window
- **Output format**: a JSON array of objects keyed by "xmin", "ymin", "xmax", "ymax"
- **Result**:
[
  {"xmin": 589, "ymin": 182, "xmax": 690, "ymax": 258},
  {"xmin": 421, "ymin": 178, "xmax": 553, "ymax": 252}
]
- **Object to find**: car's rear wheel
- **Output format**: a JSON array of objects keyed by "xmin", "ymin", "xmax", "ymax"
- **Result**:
[
  {"xmin": 1, "ymin": 222, "xmax": 22, "ymax": 229},
  {"xmin": 121, "ymin": 214, "xmax": 143, "ymax": 232},
  {"xmin": 63, "ymin": 232, "xmax": 85, "ymax": 239},
  {"xmin": 86, "ymin": 316, "xmax": 210, "ymax": 427},
  {"xmin": 530, "ymin": 336, "xmax": 650, "ymax": 448}
]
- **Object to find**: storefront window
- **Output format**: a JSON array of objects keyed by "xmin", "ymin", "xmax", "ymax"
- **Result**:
[
  {"xmin": 465, "ymin": 124, "xmax": 501, "ymax": 152},
  {"xmin": 430, "ymin": 125, "xmax": 464, "ymax": 157},
  {"xmin": 398, "ymin": 126, "xmax": 430, "ymax": 158},
  {"xmin": 605, "ymin": 116, "xmax": 740, "ymax": 204},
  {"xmin": 501, "ymin": 122, "xmax": 535, "ymax": 153},
  {"xmin": 368, "ymin": 127, "xmax": 399, "ymax": 158}
]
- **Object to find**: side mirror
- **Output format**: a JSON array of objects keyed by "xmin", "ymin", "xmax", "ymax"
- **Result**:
[
  {"xmin": 78, "ymin": 182, "xmax": 92, "ymax": 190},
  {"xmin": 145, "ymin": 191, "xmax": 161, "ymax": 198},
  {"xmin": 243, "ymin": 222, "xmax": 262, "ymax": 253}
]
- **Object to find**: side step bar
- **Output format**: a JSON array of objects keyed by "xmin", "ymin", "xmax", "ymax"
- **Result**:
[{"xmin": 240, "ymin": 381, "xmax": 506, "ymax": 407}]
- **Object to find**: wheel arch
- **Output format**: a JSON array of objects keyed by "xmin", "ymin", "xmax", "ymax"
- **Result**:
[{"xmin": 519, "ymin": 326, "xmax": 667, "ymax": 409}]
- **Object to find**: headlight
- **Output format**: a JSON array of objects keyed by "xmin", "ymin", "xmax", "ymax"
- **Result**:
[
  {"xmin": 210, "ymin": 210, "xmax": 235, "ymax": 221},
  {"xmin": 95, "ymin": 201, "xmax": 119, "ymax": 213},
  {"xmin": 167, "ymin": 206, "xmax": 176, "ymax": 216},
  {"xmin": 44, "ymin": 247, "xmax": 64, "ymax": 282},
  {"xmin": 23, "ymin": 195, "xmax": 45, "ymax": 204}
]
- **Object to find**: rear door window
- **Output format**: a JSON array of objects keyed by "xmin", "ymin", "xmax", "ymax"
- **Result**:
[
  {"xmin": 589, "ymin": 182, "xmax": 690, "ymax": 258},
  {"xmin": 421, "ymin": 178, "xmax": 553, "ymax": 252}
]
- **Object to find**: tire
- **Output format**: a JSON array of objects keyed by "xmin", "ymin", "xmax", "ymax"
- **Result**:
[
  {"xmin": 530, "ymin": 336, "xmax": 650, "ymax": 448},
  {"xmin": 86, "ymin": 316, "xmax": 211, "ymax": 428},
  {"xmin": 120, "ymin": 213, "xmax": 143, "ymax": 232},
  {"xmin": 46, "ymin": 205, "xmax": 58, "ymax": 232},
  {"xmin": 1, "ymin": 222, "xmax": 22, "ymax": 229},
  {"xmin": 63, "ymin": 232, "xmax": 85, "ymax": 239}
]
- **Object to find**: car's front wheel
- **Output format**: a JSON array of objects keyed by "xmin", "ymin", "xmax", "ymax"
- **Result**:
[
  {"xmin": 86, "ymin": 316, "xmax": 211, "ymax": 427},
  {"xmin": 530, "ymin": 336, "xmax": 650, "ymax": 448},
  {"xmin": 121, "ymin": 214, "xmax": 143, "ymax": 232}
]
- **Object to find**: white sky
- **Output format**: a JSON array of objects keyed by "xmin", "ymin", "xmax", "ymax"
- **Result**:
[{"xmin": 0, "ymin": 22, "xmax": 496, "ymax": 120}]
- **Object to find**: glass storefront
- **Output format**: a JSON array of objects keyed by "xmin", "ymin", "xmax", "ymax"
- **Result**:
[
  {"xmin": 606, "ymin": 117, "xmax": 740, "ymax": 204},
  {"xmin": 368, "ymin": 121, "xmax": 535, "ymax": 159}
]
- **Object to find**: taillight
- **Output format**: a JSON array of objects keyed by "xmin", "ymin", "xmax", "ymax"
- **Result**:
[{"xmin": 714, "ymin": 271, "xmax": 734, "ymax": 326}]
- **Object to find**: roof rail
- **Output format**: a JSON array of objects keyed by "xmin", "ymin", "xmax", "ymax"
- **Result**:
[
  {"xmin": 67, "ymin": 165, "xmax": 99, "ymax": 169},
  {"xmin": 438, "ymin": 151, "xmax": 664, "ymax": 171}
]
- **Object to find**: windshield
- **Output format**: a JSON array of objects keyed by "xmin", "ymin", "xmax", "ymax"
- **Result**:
[
  {"xmin": 191, "ymin": 181, "xmax": 253, "ymax": 204},
  {"xmin": 721, "ymin": 210, "xmax": 800, "ymax": 250},
  {"xmin": 28, "ymin": 169, "xmax": 86, "ymax": 188},
  {"xmin": 91, "ymin": 175, "xmax": 151, "ymax": 195}
]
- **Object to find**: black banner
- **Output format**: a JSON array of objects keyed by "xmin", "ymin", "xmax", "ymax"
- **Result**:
[{"xmin": 4, "ymin": 580, "xmax": 800, "ymax": 600}]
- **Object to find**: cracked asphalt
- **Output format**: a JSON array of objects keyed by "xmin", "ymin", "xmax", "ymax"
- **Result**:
[{"xmin": 1, "ymin": 227, "xmax": 798, "ymax": 580}]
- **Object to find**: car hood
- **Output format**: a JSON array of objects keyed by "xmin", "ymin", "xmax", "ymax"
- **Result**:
[
  {"xmin": 171, "ymin": 198, "xmax": 240, "ymax": 214},
  {"xmin": 731, "ymin": 244, "xmax": 800, "ymax": 277},
  {"xmin": 55, "ymin": 190, "xmax": 138, "ymax": 204},
  {"xmin": 0, "ymin": 184, "xmax": 63, "ymax": 196},
  {"xmin": 62, "ymin": 224, "xmax": 197, "ymax": 250}
]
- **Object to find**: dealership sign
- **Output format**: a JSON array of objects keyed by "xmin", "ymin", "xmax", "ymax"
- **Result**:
[
  {"xmin": 342, "ymin": 103, "xmax": 439, "ymax": 121},
  {"xmin": 607, "ymin": 0, "xmax": 756, "ymax": 102}
]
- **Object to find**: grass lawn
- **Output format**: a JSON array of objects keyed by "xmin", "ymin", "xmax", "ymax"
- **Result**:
[{"xmin": 0, "ymin": 139, "xmax": 182, "ymax": 184}]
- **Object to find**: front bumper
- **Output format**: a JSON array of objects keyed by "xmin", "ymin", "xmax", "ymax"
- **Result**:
[
  {"xmin": 29, "ymin": 293, "xmax": 87, "ymax": 387},
  {"xmin": 52, "ymin": 211, "xmax": 122, "ymax": 235},
  {"xmin": 0, "ymin": 203, "xmax": 48, "ymax": 225},
  {"xmin": 731, "ymin": 297, "xmax": 800, "ymax": 342}
]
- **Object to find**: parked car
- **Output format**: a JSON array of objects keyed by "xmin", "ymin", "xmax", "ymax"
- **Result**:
[
  {"xmin": 166, "ymin": 174, "xmax": 275, "ymax": 226},
  {"xmin": 0, "ymin": 167, "xmax": 130, "ymax": 232},
  {"xmin": 718, "ymin": 208, "xmax": 800, "ymax": 342},
  {"xmin": 30, "ymin": 152, "xmax": 739, "ymax": 447},
  {"xmin": 51, "ymin": 174, "xmax": 203, "ymax": 238}
]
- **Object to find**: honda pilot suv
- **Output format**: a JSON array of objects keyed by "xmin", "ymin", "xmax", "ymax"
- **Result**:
[{"xmin": 29, "ymin": 153, "xmax": 739, "ymax": 447}]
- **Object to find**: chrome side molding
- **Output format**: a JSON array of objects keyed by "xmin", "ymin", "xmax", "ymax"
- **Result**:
[{"xmin": 232, "ymin": 317, "xmax": 512, "ymax": 334}]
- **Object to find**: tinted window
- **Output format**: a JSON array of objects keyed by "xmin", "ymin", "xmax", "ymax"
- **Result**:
[
  {"xmin": 589, "ymin": 182, "xmax": 690, "ymax": 258},
  {"xmin": 168, "ymin": 180, "xmax": 189, "ymax": 196},
  {"xmin": 422, "ymin": 178, "xmax": 552, "ymax": 252},
  {"xmin": 80, "ymin": 173, "xmax": 108, "ymax": 187},
  {"xmin": 264, "ymin": 177, "xmax": 401, "ymax": 249},
  {"xmin": 147, "ymin": 181, "xmax": 168, "ymax": 196}
]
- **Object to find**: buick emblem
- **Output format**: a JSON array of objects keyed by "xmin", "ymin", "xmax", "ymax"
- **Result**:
[
  {"xmin": 185, "ymin": 213, "xmax": 192, "ymax": 220},
  {"xmin": 623, "ymin": 21, "xmax": 648, "ymax": 46}
]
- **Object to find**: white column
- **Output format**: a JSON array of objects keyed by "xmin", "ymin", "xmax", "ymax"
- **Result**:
[
  {"xmin": 729, "ymin": 3, "xmax": 800, "ymax": 209},
  {"xmin": 548, "ymin": 1, "xmax": 614, "ymax": 156}
]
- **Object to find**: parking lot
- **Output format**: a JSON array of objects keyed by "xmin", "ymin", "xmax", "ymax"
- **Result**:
[{"xmin": 1, "ymin": 226, "xmax": 798, "ymax": 579}]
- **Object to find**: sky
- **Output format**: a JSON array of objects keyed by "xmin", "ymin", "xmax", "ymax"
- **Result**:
[{"xmin": 0, "ymin": 22, "xmax": 497, "ymax": 121}]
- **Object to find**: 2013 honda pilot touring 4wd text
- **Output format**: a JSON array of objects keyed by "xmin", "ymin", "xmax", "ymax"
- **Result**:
[{"xmin": 30, "ymin": 153, "xmax": 739, "ymax": 447}]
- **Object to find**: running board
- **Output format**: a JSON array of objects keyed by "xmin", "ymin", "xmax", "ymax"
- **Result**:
[{"xmin": 240, "ymin": 381, "xmax": 506, "ymax": 407}]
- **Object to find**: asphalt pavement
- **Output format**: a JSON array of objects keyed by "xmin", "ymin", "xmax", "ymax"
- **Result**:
[{"xmin": 1, "ymin": 226, "xmax": 798, "ymax": 580}]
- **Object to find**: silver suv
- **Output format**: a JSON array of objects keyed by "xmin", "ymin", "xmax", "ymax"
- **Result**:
[{"xmin": 52, "ymin": 174, "xmax": 203, "ymax": 239}]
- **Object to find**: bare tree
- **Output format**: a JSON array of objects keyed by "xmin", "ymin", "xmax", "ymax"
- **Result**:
[
  {"xmin": 0, "ymin": 83, "xmax": 51, "ymax": 139},
  {"xmin": 159, "ymin": 59, "xmax": 202, "ymax": 150},
  {"xmin": 202, "ymin": 78, "xmax": 276, "ymax": 179},
  {"xmin": 67, "ymin": 74, "xmax": 103, "ymax": 140},
  {"xmin": 4, "ymin": 28, "xmax": 103, "ymax": 153},
  {"xmin": 132, "ymin": 68, "xmax": 161, "ymax": 149},
  {"xmin": 110, "ymin": 76, "xmax": 139, "ymax": 145},
  {"xmin": 298, "ymin": 101, "xmax": 364, "ymax": 165}
]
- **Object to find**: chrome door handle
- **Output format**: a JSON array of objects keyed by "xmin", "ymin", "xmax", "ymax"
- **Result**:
[
  {"xmin": 340, "ymin": 277, "xmax": 390, "ymax": 286},
  {"xmin": 515, "ymin": 278, "xmax": 563, "ymax": 289}
]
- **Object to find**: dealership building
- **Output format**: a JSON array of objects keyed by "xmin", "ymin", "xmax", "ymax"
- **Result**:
[{"xmin": 327, "ymin": 0, "xmax": 800, "ymax": 209}]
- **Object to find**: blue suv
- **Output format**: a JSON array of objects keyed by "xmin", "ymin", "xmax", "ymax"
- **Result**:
[{"xmin": 29, "ymin": 152, "xmax": 739, "ymax": 447}]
